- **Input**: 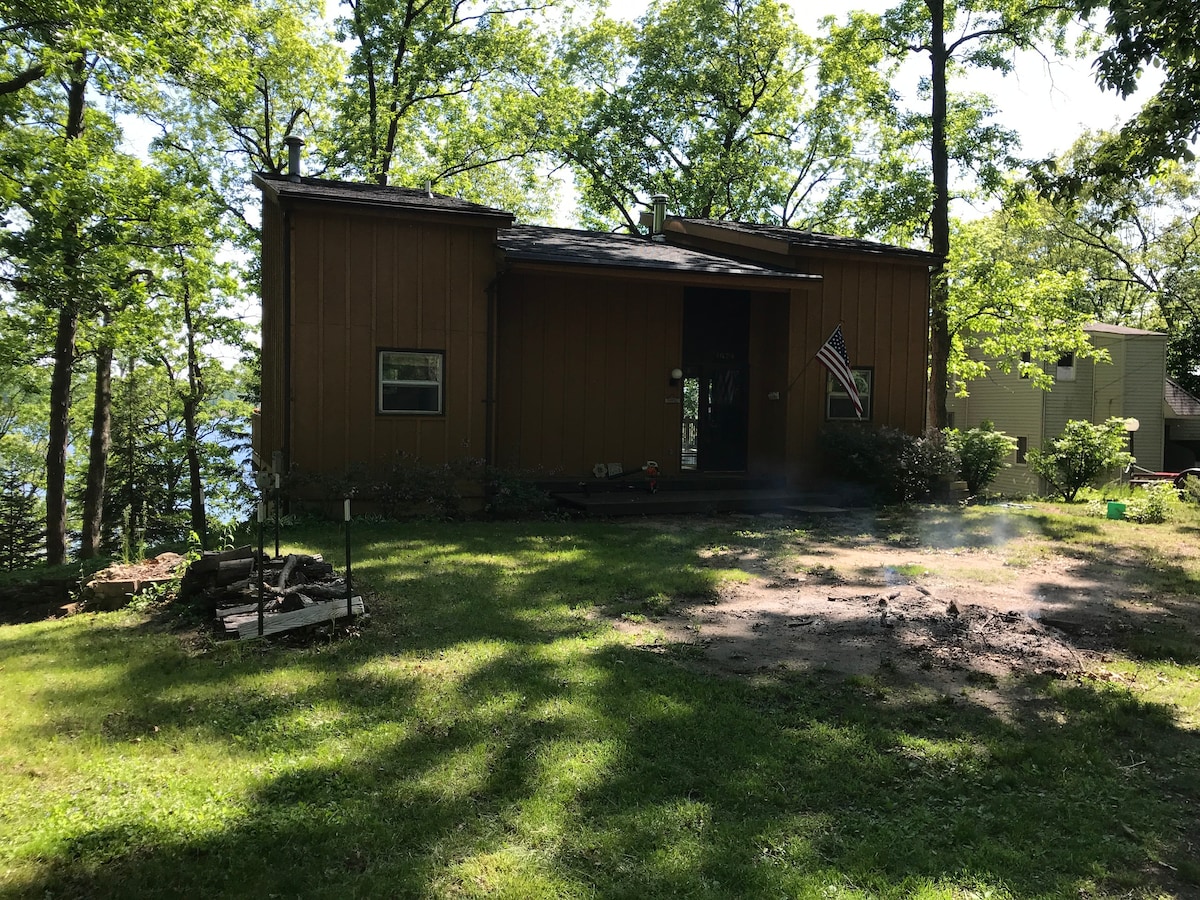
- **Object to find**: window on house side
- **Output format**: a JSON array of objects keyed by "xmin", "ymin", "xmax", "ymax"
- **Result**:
[
  {"xmin": 378, "ymin": 350, "xmax": 444, "ymax": 414},
  {"xmin": 1055, "ymin": 352, "xmax": 1075, "ymax": 383},
  {"xmin": 1016, "ymin": 436, "xmax": 1028, "ymax": 464},
  {"xmin": 826, "ymin": 368, "xmax": 873, "ymax": 420},
  {"xmin": 1020, "ymin": 351, "xmax": 1031, "ymax": 379}
]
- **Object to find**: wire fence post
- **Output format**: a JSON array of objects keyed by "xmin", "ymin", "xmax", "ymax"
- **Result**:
[
  {"xmin": 273, "ymin": 473, "xmax": 281, "ymax": 560},
  {"xmin": 344, "ymin": 497, "xmax": 353, "ymax": 620},
  {"xmin": 256, "ymin": 498, "xmax": 266, "ymax": 638}
]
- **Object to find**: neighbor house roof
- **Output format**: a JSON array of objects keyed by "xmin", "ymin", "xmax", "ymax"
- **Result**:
[
  {"xmin": 664, "ymin": 218, "xmax": 943, "ymax": 263},
  {"xmin": 1085, "ymin": 322, "xmax": 1167, "ymax": 336},
  {"xmin": 253, "ymin": 173, "xmax": 515, "ymax": 226},
  {"xmin": 1166, "ymin": 377, "xmax": 1200, "ymax": 418},
  {"xmin": 496, "ymin": 225, "xmax": 822, "ymax": 287}
]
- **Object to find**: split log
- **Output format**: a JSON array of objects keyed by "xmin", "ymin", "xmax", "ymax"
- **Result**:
[
  {"xmin": 216, "ymin": 558, "xmax": 256, "ymax": 586},
  {"xmin": 276, "ymin": 554, "xmax": 299, "ymax": 591},
  {"xmin": 223, "ymin": 597, "xmax": 365, "ymax": 639},
  {"xmin": 188, "ymin": 546, "xmax": 255, "ymax": 575}
]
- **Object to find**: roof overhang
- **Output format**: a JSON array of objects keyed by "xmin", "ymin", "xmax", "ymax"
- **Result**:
[
  {"xmin": 254, "ymin": 173, "xmax": 515, "ymax": 229},
  {"xmin": 501, "ymin": 258, "xmax": 820, "ymax": 291}
]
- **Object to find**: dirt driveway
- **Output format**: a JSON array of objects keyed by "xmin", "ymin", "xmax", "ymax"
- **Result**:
[{"xmin": 614, "ymin": 506, "xmax": 1199, "ymax": 710}]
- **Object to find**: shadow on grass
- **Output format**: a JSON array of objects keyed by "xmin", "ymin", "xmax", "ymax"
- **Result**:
[{"xmin": 4, "ymin": 518, "xmax": 1198, "ymax": 897}]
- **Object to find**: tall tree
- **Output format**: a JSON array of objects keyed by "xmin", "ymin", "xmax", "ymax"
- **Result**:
[
  {"xmin": 1072, "ymin": 0, "xmax": 1200, "ymax": 182},
  {"xmin": 1014, "ymin": 136, "xmax": 1200, "ymax": 394},
  {"xmin": 333, "ymin": 0, "xmax": 560, "ymax": 202},
  {"xmin": 553, "ymin": 0, "xmax": 897, "ymax": 232},
  {"xmin": 946, "ymin": 212, "xmax": 1099, "ymax": 391},
  {"xmin": 869, "ymin": 0, "xmax": 1072, "ymax": 428}
]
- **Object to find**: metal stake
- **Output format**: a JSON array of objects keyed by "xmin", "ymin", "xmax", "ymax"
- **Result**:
[
  {"xmin": 257, "ymin": 499, "xmax": 266, "ymax": 638},
  {"xmin": 273, "ymin": 473, "xmax": 281, "ymax": 559},
  {"xmin": 344, "ymin": 497, "xmax": 353, "ymax": 619}
]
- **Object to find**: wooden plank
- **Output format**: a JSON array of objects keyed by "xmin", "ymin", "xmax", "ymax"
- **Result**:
[{"xmin": 227, "ymin": 597, "xmax": 365, "ymax": 639}]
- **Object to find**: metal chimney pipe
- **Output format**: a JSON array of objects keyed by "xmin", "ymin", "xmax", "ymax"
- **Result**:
[
  {"xmin": 651, "ymin": 194, "xmax": 668, "ymax": 235},
  {"xmin": 284, "ymin": 136, "xmax": 304, "ymax": 182}
]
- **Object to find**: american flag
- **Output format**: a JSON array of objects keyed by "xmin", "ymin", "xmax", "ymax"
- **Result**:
[{"xmin": 816, "ymin": 325, "xmax": 863, "ymax": 418}]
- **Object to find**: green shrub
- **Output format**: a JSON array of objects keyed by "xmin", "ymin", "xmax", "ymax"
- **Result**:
[
  {"xmin": 1125, "ymin": 481, "xmax": 1178, "ymax": 524},
  {"xmin": 945, "ymin": 422, "xmax": 1017, "ymax": 494},
  {"xmin": 821, "ymin": 425, "xmax": 959, "ymax": 503},
  {"xmin": 1027, "ymin": 418, "xmax": 1133, "ymax": 502},
  {"xmin": 1182, "ymin": 474, "xmax": 1200, "ymax": 505},
  {"xmin": 485, "ymin": 468, "xmax": 561, "ymax": 519},
  {"xmin": 286, "ymin": 455, "xmax": 485, "ymax": 520}
]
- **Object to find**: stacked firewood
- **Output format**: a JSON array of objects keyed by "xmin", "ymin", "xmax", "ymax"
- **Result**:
[{"xmin": 181, "ymin": 547, "xmax": 365, "ymax": 639}]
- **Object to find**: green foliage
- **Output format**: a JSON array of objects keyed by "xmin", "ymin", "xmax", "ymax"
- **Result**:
[
  {"xmin": 822, "ymin": 425, "xmax": 959, "ymax": 503},
  {"xmin": 1064, "ymin": 0, "xmax": 1200, "ymax": 182},
  {"xmin": 947, "ymin": 212, "xmax": 1104, "ymax": 391},
  {"xmin": 1125, "ymin": 482, "xmax": 1179, "ymax": 525},
  {"xmin": 333, "ymin": 0, "xmax": 557, "ymax": 215},
  {"xmin": 945, "ymin": 422, "xmax": 1016, "ymax": 494},
  {"xmin": 554, "ymin": 0, "xmax": 899, "ymax": 231},
  {"xmin": 484, "ymin": 469, "xmax": 560, "ymax": 520},
  {"xmin": 1027, "ymin": 418, "xmax": 1134, "ymax": 502},
  {"xmin": 289, "ymin": 455, "xmax": 485, "ymax": 521},
  {"xmin": 0, "ymin": 464, "xmax": 43, "ymax": 571}
]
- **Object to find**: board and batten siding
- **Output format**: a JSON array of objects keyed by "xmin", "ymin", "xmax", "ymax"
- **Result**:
[
  {"xmin": 283, "ymin": 204, "xmax": 496, "ymax": 479},
  {"xmin": 493, "ymin": 272, "xmax": 689, "ymax": 476},
  {"xmin": 494, "ymin": 275, "xmax": 794, "ymax": 479},
  {"xmin": 783, "ymin": 256, "xmax": 929, "ymax": 485}
]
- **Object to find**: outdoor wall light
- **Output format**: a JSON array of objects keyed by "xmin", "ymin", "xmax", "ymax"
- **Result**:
[{"xmin": 669, "ymin": 367, "xmax": 683, "ymax": 386}]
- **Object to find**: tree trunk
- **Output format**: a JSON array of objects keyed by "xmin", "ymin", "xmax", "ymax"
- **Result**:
[
  {"xmin": 80, "ymin": 341, "xmax": 113, "ymax": 558},
  {"xmin": 45, "ymin": 306, "xmax": 77, "ymax": 567},
  {"xmin": 927, "ymin": 0, "xmax": 951, "ymax": 431},
  {"xmin": 180, "ymin": 264, "xmax": 208, "ymax": 549},
  {"xmin": 44, "ymin": 56, "xmax": 88, "ymax": 566}
]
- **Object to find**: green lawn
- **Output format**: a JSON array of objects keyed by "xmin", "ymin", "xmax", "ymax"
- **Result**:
[{"xmin": 1, "ymin": 508, "xmax": 1198, "ymax": 898}]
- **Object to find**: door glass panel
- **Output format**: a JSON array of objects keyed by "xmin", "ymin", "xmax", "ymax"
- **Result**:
[{"xmin": 681, "ymin": 377, "xmax": 699, "ymax": 471}]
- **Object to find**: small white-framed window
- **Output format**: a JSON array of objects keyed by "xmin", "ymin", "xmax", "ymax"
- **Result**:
[
  {"xmin": 1055, "ymin": 352, "xmax": 1076, "ymax": 382},
  {"xmin": 826, "ymin": 367, "xmax": 873, "ymax": 420},
  {"xmin": 378, "ymin": 349, "xmax": 443, "ymax": 415}
]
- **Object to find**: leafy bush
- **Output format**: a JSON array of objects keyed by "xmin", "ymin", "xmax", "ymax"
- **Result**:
[
  {"xmin": 1027, "ymin": 418, "xmax": 1133, "ymax": 502},
  {"xmin": 821, "ymin": 425, "xmax": 959, "ymax": 503},
  {"xmin": 286, "ymin": 455, "xmax": 485, "ymax": 520},
  {"xmin": 485, "ymin": 468, "xmax": 561, "ymax": 519},
  {"xmin": 944, "ymin": 422, "xmax": 1017, "ymax": 494},
  {"xmin": 1125, "ymin": 481, "xmax": 1178, "ymax": 524},
  {"xmin": 1181, "ymin": 474, "xmax": 1200, "ymax": 505}
]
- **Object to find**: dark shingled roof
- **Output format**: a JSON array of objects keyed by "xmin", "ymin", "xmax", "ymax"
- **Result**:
[
  {"xmin": 676, "ymin": 219, "xmax": 942, "ymax": 262},
  {"xmin": 497, "ymin": 225, "xmax": 820, "ymax": 281},
  {"xmin": 1167, "ymin": 378, "xmax": 1200, "ymax": 418},
  {"xmin": 254, "ymin": 173, "xmax": 514, "ymax": 223}
]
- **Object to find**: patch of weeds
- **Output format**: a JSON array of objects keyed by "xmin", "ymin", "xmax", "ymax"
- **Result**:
[
  {"xmin": 804, "ymin": 564, "xmax": 843, "ymax": 584},
  {"xmin": 845, "ymin": 673, "xmax": 889, "ymax": 700},
  {"xmin": 640, "ymin": 591, "xmax": 672, "ymax": 615},
  {"xmin": 965, "ymin": 670, "xmax": 998, "ymax": 687},
  {"xmin": 621, "ymin": 613, "xmax": 648, "ymax": 625},
  {"xmin": 885, "ymin": 563, "xmax": 930, "ymax": 579}
]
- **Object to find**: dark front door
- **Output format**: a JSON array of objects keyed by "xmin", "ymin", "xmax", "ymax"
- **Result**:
[{"xmin": 683, "ymin": 289, "xmax": 750, "ymax": 472}]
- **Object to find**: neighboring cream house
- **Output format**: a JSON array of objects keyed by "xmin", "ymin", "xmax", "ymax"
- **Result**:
[{"xmin": 948, "ymin": 323, "xmax": 1200, "ymax": 496}]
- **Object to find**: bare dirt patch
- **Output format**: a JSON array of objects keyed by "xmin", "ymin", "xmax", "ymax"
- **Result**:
[{"xmin": 614, "ymin": 509, "xmax": 1196, "ymax": 707}]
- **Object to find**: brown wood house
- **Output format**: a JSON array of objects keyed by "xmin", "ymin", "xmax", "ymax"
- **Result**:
[{"xmin": 253, "ymin": 173, "xmax": 937, "ymax": 501}]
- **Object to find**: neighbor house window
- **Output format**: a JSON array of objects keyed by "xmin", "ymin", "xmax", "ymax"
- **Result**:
[
  {"xmin": 1016, "ymin": 436, "xmax": 1028, "ymax": 464},
  {"xmin": 1055, "ymin": 352, "xmax": 1075, "ymax": 382},
  {"xmin": 1020, "ymin": 351, "xmax": 1031, "ymax": 379},
  {"xmin": 826, "ymin": 368, "xmax": 873, "ymax": 420},
  {"xmin": 378, "ymin": 350, "xmax": 443, "ymax": 414}
]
